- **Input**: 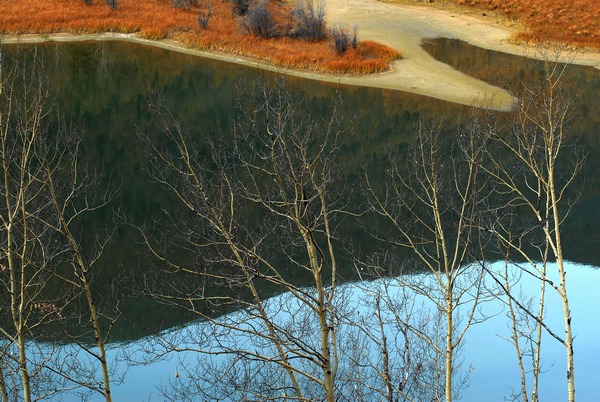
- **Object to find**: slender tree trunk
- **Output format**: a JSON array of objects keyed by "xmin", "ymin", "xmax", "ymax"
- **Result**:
[
  {"xmin": 6, "ymin": 212, "xmax": 32, "ymax": 402},
  {"xmin": 554, "ymin": 234, "xmax": 575, "ymax": 402},
  {"xmin": 307, "ymin": 235, "xmax": 335, "ymax": 402},
  {"xmin": 17, "ymin": 334, "xmax": 31, "ymax": 402},
  {"xmin": 0, "ymin": 86, "xmax": 13, "ymax": 402},
  {"xmin": 48, "ymin": 180, "xmax": 113, "ymax": 402},
  {"xmin": 184, "ymin": 155, "xmax": 306, "ymax": 399},
  {"xmin": 68, "ymin": 238, "xmax": 113, "ymax": 402},
  {"xmin": 17, "ymin": 207, "xmax": 32, "ymax": 402},
  {"xmin": 318, "ymin": 300, "xmax": 335, "ymax": 402},
  {"xmin": 505, "ymin": 268, "xmax": 529, "ymax": 402},
  {"xmin": 375, "ymin": 296, "xmax": 393, "ymax": 402},
  {"xmin": 230, "ymin": 242, "xmax": 305, "ymax": 400},
  {"xmin": 82, "ymin": 275, "xmax": 112, "ymax": 402},
  {"xmin": 549, "ymin": 158, "xmax": 575, "ymax": 402},
  {"xmin": 558, "ymin": 256, "xmax": 575, "ymax": 402},
  {"xmin": 531, "ymin": 259, "xmax": 548, "ymax": 402},
  {"xmin": 0, "ymin": 362, "xmax": 9, "ymax": 402},
  {"xmin": 445, "ymin": 288, "xmax": 453, "ymax": 402}
]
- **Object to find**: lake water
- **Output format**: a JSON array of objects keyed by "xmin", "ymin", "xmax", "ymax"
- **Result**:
[
  {"xmin": 1, "ymin": 39, "xmax": 599, "ymax": 400},
  {"xmin": 53, "ymin": 261, "xmax": 599, "ymax": 401}
]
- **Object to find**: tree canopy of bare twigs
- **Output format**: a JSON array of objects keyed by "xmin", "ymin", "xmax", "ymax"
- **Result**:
[
  {"xmin": 363, "ymin": 116, "xmax": 495, "ymax": 402},
  {"xmin": 475, "ymin": 53, "xmax": 584, "ymax": 402},
  {"xmin": 138, "ymin": 78, "xmax": 351, "ymax": 401},
  {"xmin": 0, "ymin": 47, "xmax": 118, "ymax": 402}
]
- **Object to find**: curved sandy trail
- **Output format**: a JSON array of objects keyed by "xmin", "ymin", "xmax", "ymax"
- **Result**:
[
  {"xmin": 323, "ymin": 0, "xmax": 519, "ymax": 110},
  {"xmin": 322, "ymin": 0, "xmax": 600, "ymax": 111},
  {"xmin": 3, "ymin": 0, "xmax": 600, "ymax": 110}
]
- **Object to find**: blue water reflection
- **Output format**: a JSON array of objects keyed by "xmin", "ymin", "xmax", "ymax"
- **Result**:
[{"xmin": 98, "ymin": 262, "xmax": 599, "ymax": 401}]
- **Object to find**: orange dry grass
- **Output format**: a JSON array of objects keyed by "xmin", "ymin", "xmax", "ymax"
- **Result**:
[
  {"xmin": 0, "ymin": 0, "xmax": 192, "ymax": 39},
  {"xmin": 452, "ymin": 0, "xmax": 600, "ymax": 49},
  {"xmin": 0, "ymin": 0, "xmax": 402, "ymax": 74}
]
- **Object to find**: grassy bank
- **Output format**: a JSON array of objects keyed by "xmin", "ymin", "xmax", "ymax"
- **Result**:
[
  {"xmin": 0, "ymin": 0, "xmax": 402, "ymax": 74},
  {"xmin": 455, "ymin": 0, "xmax": 599, "ymax": 49},
  {"xmin": 394, "ymin": 0, "xmax": 599, "ymax": 50}
]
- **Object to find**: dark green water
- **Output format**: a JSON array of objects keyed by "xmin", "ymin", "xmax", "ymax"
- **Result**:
[
  {"xmin": 2, "ymin": 39, "xmax": 599, "ymax": 340},
  {"xmin": 423, "ymin": 38, "xmax": 600, "ymax": 265}
]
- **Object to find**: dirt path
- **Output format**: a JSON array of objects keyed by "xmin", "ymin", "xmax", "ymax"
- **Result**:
[{"xmin": 3, "ymin": 0, "xmax": 600, "ymax": 111}]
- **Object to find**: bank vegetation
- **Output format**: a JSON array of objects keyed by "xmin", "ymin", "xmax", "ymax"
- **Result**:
[
  {"xmin": 406, "ymin": 0, "xmax": 600, "ymax": 50},
  {"xmin": 0, "ymin": 0, "xmax": 401, "ymax": 74}
]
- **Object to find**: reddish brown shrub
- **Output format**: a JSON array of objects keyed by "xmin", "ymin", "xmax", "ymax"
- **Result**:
[{"xmin": 0, "ymin": 0, "xmax": 402, "ymax": 74}]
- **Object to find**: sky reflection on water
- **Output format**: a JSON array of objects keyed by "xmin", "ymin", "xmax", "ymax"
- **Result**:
[{"xmin": 97, "ymin": 262, "xmax": 600, "ymax": 401}]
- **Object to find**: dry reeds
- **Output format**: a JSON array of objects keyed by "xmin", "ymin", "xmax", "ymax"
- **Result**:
[
  {"xmin": 453, "ymin": 0, "xmax": 600, "ymax": 49},
  {"xmin": 0, "ymin": 0, "xmax": 402, "ymax": 74}
]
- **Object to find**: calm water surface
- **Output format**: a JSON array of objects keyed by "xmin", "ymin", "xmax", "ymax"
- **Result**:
[{"xmin": 2, "ymin": 39, "xmax": 599, "ymax": 400}]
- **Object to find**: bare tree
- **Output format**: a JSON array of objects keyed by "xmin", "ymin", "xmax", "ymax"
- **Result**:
[
  {"xmin": 0, "ymin": 49, "xmax": 62, "ymax": 402},
  {"xmin": 292, "ymin": 0, "xmax": 326, "ymax": 41},
  {"xmin": 340, "ymin": 275, "xmax": 453, "ymax": 402},
  {"xmin": 478, "ymin": 54, "xmax": 584, "ymax": 402},
  {"xmin": 364, "ymin": 118, "xmax": 491, "ymax": 402},
  {"xmin": 242, "ymin": 0, "xmax": 276, "ymax": 38},
  {"xmin": 0, "ymin": 48, "xmax": 118, "ymax": 402},
  {"xmin": 138, "ymin": 79, "xmax": 350, "ymax": 401},
  {"xmin": 330, "ymin": 25, "xmax": 350, "ymax": 55},
  {"xmin": 135, "ymin": 87, "xmax": 453, "ymax": 400},
  {"xmin": 44, "ymin": 142, "xmax": 119, "ymax": 402}
]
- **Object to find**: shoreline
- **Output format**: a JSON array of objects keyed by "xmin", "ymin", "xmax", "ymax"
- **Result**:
[
  {"xmin": 1, "ymin": 32, "xmax": 518, "ymax": 111},
  {"xmin": 2, "ymin": 0, "xmax": 599, "ymax": 111}
]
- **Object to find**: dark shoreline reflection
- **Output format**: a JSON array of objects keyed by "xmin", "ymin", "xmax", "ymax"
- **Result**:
[
  {"xmin": 422, "ymin": 37, "xmax": 600, "ymax": 266},
  {"xmin": 1, "ymin": 40, "xmax": 599, "ymax": 340}
]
